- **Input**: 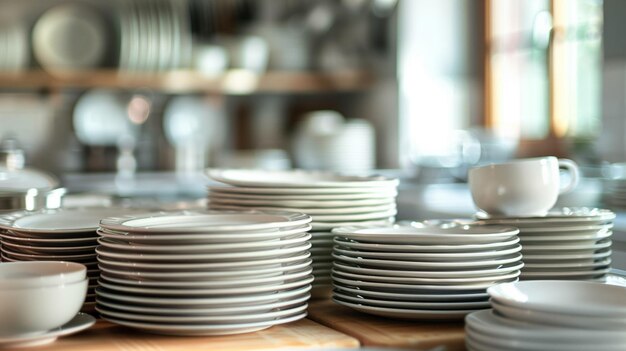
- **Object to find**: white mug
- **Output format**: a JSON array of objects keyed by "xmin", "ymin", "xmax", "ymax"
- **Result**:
[{"xmin": 468, "ymin": 157, "xmax": 579, "ymax": 217}]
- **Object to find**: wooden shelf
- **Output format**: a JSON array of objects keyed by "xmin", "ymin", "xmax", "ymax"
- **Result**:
[{"xmin": 0, "ymin": 70, "xmax": 375, "ymax": 95}]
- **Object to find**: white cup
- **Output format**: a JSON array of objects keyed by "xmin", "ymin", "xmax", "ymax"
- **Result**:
[{"xmin": 468, "ymin": 156, "xmax": 579, "ymax": 217}]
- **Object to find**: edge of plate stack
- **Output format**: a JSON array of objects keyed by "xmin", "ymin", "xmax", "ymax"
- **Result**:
[
  {"xmin": 477, "ymin": 207, "xmax": 615, "ymax": 281},
  {"xmin": 330, "ymin": 223, "xmax": 523, "ymax": 321},
  {"xmin": 206, "ymin": 169, "xmax": 399, "ymax": 298},
  {"xmin": 95, "ymin": 210, "xmax": 313, "ymax": 336}
]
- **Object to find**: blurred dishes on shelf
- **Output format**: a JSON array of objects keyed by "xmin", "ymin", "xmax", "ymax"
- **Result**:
[
  {"xmin": 0, "ymin": 188, "xmax": 65, "ymax": 213},
  {"xmin": 192, "ymin": 43, "xmax": 229, "ymax": 77},
  {"xmin": 215, "ymin": 36, "xmax": 269, "ymax": 73},
  {"xmin": 32, "ymin": 4, "xmax": 109, "ymax": 74},
  {"xmin": 215, "ymin": 149, "xmax": 291, "ymax": 170},
  {"xmin": 331, "ymin": 223, "xmax": 522, "ymax": 320},
  {"xmin": 0, "ymin": 167, "xmax": 59, "ymax": 191},
  {"xmin": 0, "ymin": 20, "xmax": 28, "ymax": 72},
  {"xmin": 95, "ymin": 210, "xmax": 313, "ymax": 336}
]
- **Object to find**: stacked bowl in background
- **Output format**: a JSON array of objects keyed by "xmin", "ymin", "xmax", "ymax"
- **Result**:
[
  {"xmin": 0, "ymin": 207, "xmax": 143, "ymax": 312},
  {"xmin": 206, "ymin": 169, "xmax": 399, "ymax": 297},
  {"xmin": 477, "ymin": 208, "xmax": 615, "ymax": 281},
  {"xmin": 95, "ymin": 210, "xmax": 314, "ymax": 335},
  {"xmin": 330, "ymin": 224, "xmax": 523, "ymax": 320}
]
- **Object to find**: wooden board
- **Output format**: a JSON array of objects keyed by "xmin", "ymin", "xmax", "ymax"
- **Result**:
[
  {"xmin": 30, "ymin": 318, "xmax": 359, "ymax": 351},
  {"xmin": 307, "ymin": 299, "xmax": 466, "ymax": 351}
]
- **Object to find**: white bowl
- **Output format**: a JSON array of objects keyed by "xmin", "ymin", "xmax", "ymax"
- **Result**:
[
  {"xmin": 0, "ymin": 261, "xmax": 86, "ymax": 288},
  {"xmin": 0, "ymin": 279, "xmax": 88, "ymax": 336}
]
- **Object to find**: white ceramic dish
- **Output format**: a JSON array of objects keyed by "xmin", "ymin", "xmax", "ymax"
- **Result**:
[
  {"xmin": 1, "ymin": 247, "xmax": 96, "ymax": 261},
  {"xmin": 208, "ymin": 205, "xmax": 397, "ymax": 222},
  {"xmin": 332, "ymin": 268, "xmax": 521, "ymax": 285},
  {"xmin": 522, "ymin": 249, "xmax": 612, "ymax": 261},
  {"xmin": 0, "ymin": 234, "xmax": 97, "ymax": 245},
  {"xmin": 334, "ymin": 291, "xmax": 490, "ymax": 310},
  {"xmin": 0, "ymin": 313, "xmax": 95, "ymax": 349},
  {"xmin": 332, "ymin": 244, "xmax": 522, "ymax": 261},
  {"xmin": 332, "ymin": 261, "xmax": 524, "ymax": 279},
  {"xmin": 0, "ymin": 168, "xmax": 59, "ymax": 191},
  {"xmin": 332, "ymin": 297, "xmax": 476, "ymax": 320},
  {"xmin": 208, "ymin": 188, "xmax": 398, "ymax": 199},
  {"xmin": 208, "ymin": 203, "xmax": 397, "ymax": 215},
  {"xmin": 333, "ymin": 236, "xmax": 520, "ymax": 253},
  {"xmin": 1, "ymin": 240, "xmax": 98, "ymax": 253},
  {"xmin": 520, "ymin": 266, "xmax": 611, "ymax": 278},
  {"xmin": 333, "ymin": 283, "xmax": 489, "ymax": 302},
  {"xmin": 476, "ymin": 207, "xmax": 615, "ymax": 226},
  {"xmin": 332, "ymin": 252, "xmax": 523, "ymax": 270},
  {"xmin": 332, "ymin": 225, "xmax": 519, "ymax": 244},
  {"xmin": 312, "ymin": 219, "xmax": 394, "ymax": 231},
  {"xmin": 208, "ymin": 195, "xmax": 395, "ymax": 208},
  {"xmin": 207, "ymin": 169, "xmax": 399, "ymax": 188},
  {"xmin": 516, "ymin": 224, "xmax": 612, "ymax": 234},
  {"xmin": 0, "ymin": 261, "xmax": 86, "ymax": 288},
  {"xmin": 332, "ymin": 275, "xmax": 516, "ymax": 292},
  {"xmin": 523, "ymin": 258, "xmax": 611, "ymax": 269}
]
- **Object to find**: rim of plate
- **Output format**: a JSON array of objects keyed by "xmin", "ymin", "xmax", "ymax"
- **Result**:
[
  {"xmin": 332, "ymin": 260, "xmax": 525, "ymax": 278},
  {"xmin": 332, "ymin": 224, "xmax": 519, "ymax": 243},
  {"xmin": 209, "ymin": 187, "xmax": 398, "ymax": 198},
  {"xmin": 475, "ymin": 207, "xmax": 616, "ymax": 223},
  {"xmin": 333, "ymin": 236, "xmax": 521, "ymax": 252},
  {"xmin": 99, "ymin": 210, "xmax": 311, "ymax": 233}
]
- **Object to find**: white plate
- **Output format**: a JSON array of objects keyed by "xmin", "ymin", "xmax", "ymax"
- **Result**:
[
  {"xmin": 209, "ymin": 205, "xmax": 397, "ymax": 222},
  {"xmin": 334, "ymin": 291, "xmax": 490, "ymax": 310},
  {"xmin": 312, "ymin": 219, "xmax": 394, "ymax": 231},
  {"xmin": 100, "ymin": 259, "xmax": 312, "ymax": 281},
  {"xmin": 208, "ymin": 188, "xmax": 398, "ymax": 200},
  {"xmin": 333, "ymin": 236, "xmax": 521, "ymax": 253},
  {"xmin": 96, "ymin": 252, "xmax": 311, "ymax": 272},
  {"xmin": 0, "ymin": 207, "xmax": 145, "ymax": 233},
  {"xmin": 1, "ymin": 247, "xmax": 96, "ymax": 261},
  {"xmin": 97, "ymin": 224, "xmax": 312, "ymax": 244},
  {"xmin": 97, "ymin": 303, "xmax": 307, "ymax": 324},
  {"xmin": 97, "ymin": 293, "xmax": 310, "ymax": 316},
  {"xmin": 332, "ymin": 268, "xmax": 521, "ymax": 285},
  {"xmin": 332, "ymin": 225, "xmax": 519, "ymax": 244},
  {"xmin": 96, "ymin": 242, "xmax": 311, "ymax": 262},
  {"xmin": 516, "ymin": 224, "xmax": 613, "ymax": 234},
  {"xmin": 96, "ymin": 284, "xmax": 312, "ymax": 308},
  {"xmin": 99, "ymin": 267, "xmax": 312, "ymax": 288},
  {"xmin": 207, "ymin": 169, "xmax": 399, "ymax": 188},
  {"xmin": 97, "ymin": 233, "xmax": 311, "ymax": 253},
  {"xmin": 99, "ymin": 210, "xmax": 311, "ymax": 233},
  {"xmin": 333, "ymin": 283, "xmax": 489, "ymax": 301},
  {"xmin": 488, "ymin": 280, "xmax": 626, "ymax": 318},
  {"xmin": 0, "ymin": 313, "xmax": 95, "ymax": 348},
  {"xmin": 333, "ymin": 261, "xmax": 524, "ymax": 278},
  {"xmin": 523, "ymin": 249, "xmax": 612, "ymax": 261},
  {"xmin": 0, "ymin": 240, "xmax": 97, "ymax": 253},
  {"xmin": 207, "ymin": 203, "xmax": 397, "ymax": 215},
  {"xmin": 99, "ymin": 275, "xmax": 314, "ymax": 296},
  {"xmin": 332, "ymin": 275, "xmax": 516, "ymax": 292},
  {"xmin": 519, "ymin": 230, "xmax": 612, "ymax": 242},
  {"xmin": 332, "ymin": 244, "xmax": 522, "ymax": 261},
  {"xmin": 521, "ymin": 240, "xmax": 612, "ymax": 252},
  {"xmin": 101, "ymin": 312, "xmax": 307, "ymax": 336},
  {"xmin": 476, "ymin": 208, "xmax": 615, "ymax": 226},
  {"xmin": 207, "ymin": 185, "xmax": 398, "ymax": 196},
  {"xmin": 332, "ymin": 252, "xmax": 523, "ymax": 270},
  {"xmin": 524, "ymin": 258, "xmax": 611, "ymax": 269},
  {"xmin": 332, "ymin": 297, "xmax": 475, "ymax": 320},
  {"xmin": 520, "ymin": 266, "xmax": 611, "ymax": 278},
  {"xmin": 0, "ymin": 233, "xmax": 97, "ymax": 245},
  {"xmin": 207, "ymin": 195, "xmax": 395, "ymax": 208}
]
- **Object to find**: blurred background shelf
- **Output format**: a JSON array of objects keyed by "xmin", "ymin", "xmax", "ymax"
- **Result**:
[{"xmin": 0, "ymin": 70, "xmax": 376, "ymax": 95}]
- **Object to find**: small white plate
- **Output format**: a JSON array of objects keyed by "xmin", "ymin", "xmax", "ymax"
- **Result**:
[
  {"xmin": 518, "ymin": 230, "xmax": 612, "ymax": 242},
  {"xmin": 96, "ymin": 284, "xmax": 312, "ymax": 308},
  {"xmin": 99, "ymin": 275, "xmax": 314, "ymax": 296},
  {"xmin": 488, "ymin": 280, "xmax": 626, "ymax": 318},
  {"xmin": 332, "ymin": 275, "xmax": 517, "ymax": 292},
  {"xmin": 0, "ymin": 233, "xmax": 97, "ymax": 245},
  {"xmin": 334, "ymin": 291, "xmax": 490, "ymax": 310},
  {"xmin": 100, "ymin": 312, "xmax": 307, "ymax": 336},
  {"xmin": 521, "ymin": 240, "xmax": 612, "ymax": 252},
  {"xmin": 524, "ymin": 258, "xmax": 611, "ymax": 269},
  {"xmin": 520, "ymin": 266, "xmax": 611, "ymax": 278},
  {"xmin": 333, "ymin": 236, "xmax": 521, "ymax": 253},
  {"xmin": 332, "ymin": 297, "xmax": 476, "ymax": 320},
  {"xmin": 208, "ymin": 195, "xmax": 395, "ymax": 208},
  {"xmin": 522, "ymin": 249, "xmax": 612, "ymax": 261},
  {"xmin": 476, "ymin": 208, "xmax": 615, "ymax": 227},
  {"xmin": 332, "ymin": 268, "xmax": 521, "ymax": 285},
  {"xmin": 207, "ymin": 185, "xmax": 397, "ymax": 196},
  {"xmin": 517, "ymin": 224, "xmax": 613, "ymax": 234},
  {"xmin": 332, "ymin": 225, "xmax": 519, "ymax": 244},
  {"xmin": 333, "ymin": 261, "xmax": 524, "ymax": 278},
  {"xmin": 333, "ymin": 283, "xmax": 489, "ymax": 301},
  {"xmin": 208, "ymin": 203, "xmax": 397, "ymax": 215},
  {"xmin": 99, "ymin": 210, "xmax": 311, "ymax": 233},
  {"xmin": 96, "ymin": 242, "xmax": 311, "ymax": 262},
  {"xmin": 1, "ymin": 247, "xmax": 96, "ymax": 261},
  {"xmin": 332, "ymin": 244, "xmax": 522, "ymax": 261},
  {"xmin": 0, "ymin": 240, "xmax": 97, "ymax": 253},
  {"xmin": 207, "ymin": 205, "xmax": 397, "ymax": 222},
  {"xmin": 207, "ymin": 169, "xmax": 399, "ymax": 188},
  {"xmin": 332, "ymin": 252, "xmax": 523, "ymax": 270},
  {"xmin": 0, "ymin": 313, "xmax": 95, "ymax": 348},
  {"xmin": 209, "ymin": 188, "xmax": 398, "ymax": 199}
]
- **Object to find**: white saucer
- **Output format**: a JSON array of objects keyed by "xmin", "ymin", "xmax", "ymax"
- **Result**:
[
  {"xmin": 332, "ymin": 244, "xmax": 522, "ymax": 261},
  {"xmin": 332, "ymin": 297, "xmax": 476, "ymax": 320},
  {"xmin": 0, "ymin": 313, "xmax": 95, "ymax": 348}
]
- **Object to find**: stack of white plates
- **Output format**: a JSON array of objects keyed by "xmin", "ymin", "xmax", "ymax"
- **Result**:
[
  {"xmin": 330, "ymin": 224, "xmax": 523, "ymax": 320},
  {"xmin": 206, "ymin": 169, "xmax": 399, "ymax": 296},
  {"xmin": 0, "ymin": 21, "xmax": 28, "ymax": 72},
  {"xmin": 604, "ymin": 178, "xmax": 626, "ymax": 209},
  {"xmin": 118, "ymin": 0, "xmax": 192, "ymax": 72},
  {"xmin": 95, "ymin": 210, "xmax": 314, "ymax": 336},
  {"xmin": 0, "ymin": 207, "xmax": 142, "ymax": 312},
  {"xmin": 465, "ymin": 280, "xmax": 626, "ymax": 351},
  {"xmin": 477, "ymin": 208, "xmax": 615, "ymax": 281}
]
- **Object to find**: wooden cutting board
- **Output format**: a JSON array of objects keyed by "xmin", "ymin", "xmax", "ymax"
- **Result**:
[
  {"xmin": 307, "ymin": 299, "xmax": 466, "ymax": 351},
  {"xmin": 30, "ymin": 318, "xmax": 360, "ymax": 351}
]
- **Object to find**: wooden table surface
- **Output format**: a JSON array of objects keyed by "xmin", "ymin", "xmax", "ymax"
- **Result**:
[
  {"xmin": 29, "ymin": 318, "xmax": 360, "ymax": 351},
  {"xmin": 307, "ymin": 300, "xmax": 466, "ymax": 351}
]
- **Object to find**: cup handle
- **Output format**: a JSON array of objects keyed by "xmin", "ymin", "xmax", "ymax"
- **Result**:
[{"xmin": 558, "ymin": 158, "xmax": 580, "ymax": 194}]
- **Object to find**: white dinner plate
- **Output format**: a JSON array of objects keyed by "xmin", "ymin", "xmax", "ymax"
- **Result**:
[
  {"xmin": 522, "ymin": 249, "xmax": 612, "ymax": 261},
  {"xmin": 207, "ymin": 203, "xmax": 397, "ymax": 215},
  {"xmin": 332, "ymin": 268, "xmax": 521, "ymax": 285},
  {"xmin": 476, "ymin": 208, "xmax": 615, "ymax": 226},
  {"xmin": 312, "ymin": 219, "xmax": 394, "ymax": 231},
  {"xmin": 521, "ymin": 240, "xmax": 612, "ymax": 252},
  {"xmin": 332, "ymin": 252, "xmax": 523, "ymax": 270},
  {"xmin": 516, "ymin": 224, "xmax": 613, "ymax": 234},
  {"xmin": 100, "ymin": 312, "xmax": 307, "ymax": 336},
  {"xmin": 0, "ymin": 313, "xmax": 95, "ymax": 348},
  {"xmin": 332, "ymin": 244, "xmax": 522, "ymax": 261},
  {"xmin": 99, "ymin": 210, "xmax": 311, "ymax": 233},
  {"xmin": 97, "ymin": 224, "xmax": 312, "ymax": 244},
  {"xmin": 97, "ymin": 293, "xmax": 310, "ymax": 316},
  {"xmin": 1, "ymin": 247, "xmax": 96, "ymax": 261},
  {"xmin": 207, "ymin": 185, "xmax": 397, "ymax": 196},
  {"xmin": 0, "ymin": 240, "xmax": 97, "ymax": 253},
  {"xmin": 333, "ymin": 283, "xmax": 489, "ymax": 301},
  {"xmin": 332, "ymin": 261, "xmax": 524, "ymax": 278},
  {"xmin": 96, "ymin": 284, "xmax": 312, "ymax": 308},
  {"xmin": 97, "ymin": 232, "xmax": 311, "ymax": 253},
  {"xmin": 520, "ymin": 266, "xmax": 611, "ymax": 278},
  {"xmin": 488, "ymin": 280, "xmax": 626, "ymax": 318},
  {"xmin": 333, "ymin": 236, "xmax": 521, "ymax": 253},
  {"xmin": 208, "ymin": 188, "xmax": 398, "ymax": 200},
  {"xmin": 332, "ymin": 275, "xmax": 517, "ymax": 292},
  {"xmin": 518, "ymin": 230, "xmax": 612, "ymax": 242},
  {"xmin": 0, "ymin": 233, "xmax": 98, "ymax": 245},
  {"xmin": 332, "ymin": 225, "xmax": 519, "ymax": 244},
  {"xmin": 207, "ymin": 195, "xmax": 395, "ymax": 208},
  {"xmin": 96, "ymin": 242, "xmax": 311, "ymax": 262},
  {"xmin": 207, "ymin": 169, "xmax": 399, "ymax": 188},
  {"xmin": 208, "ymin": 205, "xmax": 397, "ymax": 222},
  {"xmin": 523, "ymin": 258, "xmax": 611, "ymax": 269},
  {"xmin": 99, "ymin": 275, "xmax": 314, "ymax": 296},
  {"xmin": 334, "ymin": 291, "xmax": 490, "ymax": 310},
  {"xmin": 332, "ymin": 297, "xmax": 475, "ymax": 320}
]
